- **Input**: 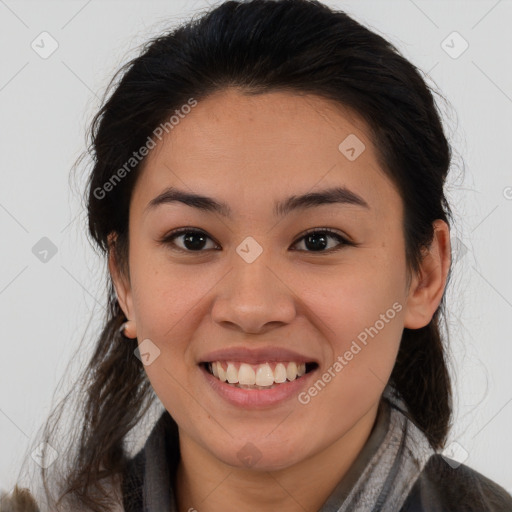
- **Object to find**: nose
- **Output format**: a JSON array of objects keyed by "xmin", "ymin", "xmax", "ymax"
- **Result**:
[{"xmin": 210, "ymin": 249, "xmax": 297, "ymax": 335}]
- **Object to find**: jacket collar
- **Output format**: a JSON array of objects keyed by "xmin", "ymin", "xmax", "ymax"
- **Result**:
[{"xmin": 122, "ymin": 385, "xmax": 434, "ymax": 512}]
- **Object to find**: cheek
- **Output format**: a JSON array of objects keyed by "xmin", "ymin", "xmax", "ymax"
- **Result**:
[
  {"xmin": 129, "ymin": 245, "xmax": 211, "ymax": 336},
  {"xmin": 306, "ymin": 264, "xmax": 405, "ymax": 392},
  {"xmin": 128, "ymin": 250, "xmax": 222, "ymax": 401},
  {"xmin": 294, "ymin": 280, "xmax": 404, "ymax": 446},
  {"xmin": 128, "ymin": 259, "xmax": 211, "ymax": 421},
  {"xmin": 307, "ymin": 260, "xmax": 404, "ymax": 336}
]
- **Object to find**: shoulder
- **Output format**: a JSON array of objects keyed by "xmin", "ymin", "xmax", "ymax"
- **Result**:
[
  {"xmin": 0, "ymin": 486, "xmax": 40, "ymax": 512},
  {"xmin": 1, "ymin": 474, "xmax": 125, "ymax": 512},
  {"xmin": 400, "ymin": 453, "xmax": 512, "ymax": 512}
]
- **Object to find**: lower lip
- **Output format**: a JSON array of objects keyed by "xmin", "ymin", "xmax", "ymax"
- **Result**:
[{"xmin": 199, "ymin": 364, "xmax": 318, "ymax": 409}]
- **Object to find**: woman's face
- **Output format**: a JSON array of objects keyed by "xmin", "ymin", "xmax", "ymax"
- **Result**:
[{"xmin": 112, "ymin": 88, "xmax": 441, "ymax": 470}]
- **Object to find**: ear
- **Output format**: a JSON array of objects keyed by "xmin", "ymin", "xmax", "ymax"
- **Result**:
[
  {"xmin": 107, "ymin": 232, "xmax": 135, "ymax": 320},
  {"xmin": 403, "ymin": 219, "xmax": 451, "ymax": 329}
]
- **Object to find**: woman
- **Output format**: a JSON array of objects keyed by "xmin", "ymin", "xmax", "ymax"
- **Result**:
[{"xmin": 1, "ymin": 0, "xmax": 511, "ymax": 511}]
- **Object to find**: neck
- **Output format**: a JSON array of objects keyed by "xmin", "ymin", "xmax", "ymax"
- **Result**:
[{"xmin": 174, "ymin": 401, "xmax": 380, "ymax": 512}]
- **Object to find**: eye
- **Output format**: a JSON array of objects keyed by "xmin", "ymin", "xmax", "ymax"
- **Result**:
[
  {"xmin": 290, "ymin": 228, "xmax": 351, "ymax": 253},
  {"xmin": 159, "ymin": 228, "xmax": 220, "ymax": 252},
  {"xmin": 159, "ymin": 227, "xmax": 351, "ymax": 254}
]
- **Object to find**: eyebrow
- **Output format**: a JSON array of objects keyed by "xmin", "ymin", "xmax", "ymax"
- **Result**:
[{"xmin": 144, "ymin": 185, "xmax": 370, "ymax": 218}]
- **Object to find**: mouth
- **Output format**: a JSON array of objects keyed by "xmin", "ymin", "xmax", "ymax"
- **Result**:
[{"xmin": 200, "ymin": 360, "xmax": 319, "ymax": 390}]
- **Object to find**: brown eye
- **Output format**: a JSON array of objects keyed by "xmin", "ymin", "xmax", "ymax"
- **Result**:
[
  {"xmin": 291, "ymin": 229, "xmax": 351, "ymax": 253},
  {"xmin": 159, "ymin": 227, "xmax": 352, "ymax": 254},
  {"xmin": 160, "ymin": 228, "xmax": 219, "ymax": 252}
]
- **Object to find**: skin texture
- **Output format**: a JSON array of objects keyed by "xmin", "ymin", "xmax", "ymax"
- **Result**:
[{"xmin": 110, "ymin": 88, "xmax": 451, "ymax": 512}]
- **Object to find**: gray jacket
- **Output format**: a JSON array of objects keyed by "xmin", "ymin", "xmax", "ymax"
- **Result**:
[
  {"xmin": 120, "ymin": 388, "xmax": 512, "ymax": 511},
  {"xmin": 3, "ymin": 388, "xmax": 512, "ymax": 511}
]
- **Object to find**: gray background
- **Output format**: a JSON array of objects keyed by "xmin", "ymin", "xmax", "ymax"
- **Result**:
[{"xmin": 1, "ymin": 0, "xmax": 511, "ymax": 494}]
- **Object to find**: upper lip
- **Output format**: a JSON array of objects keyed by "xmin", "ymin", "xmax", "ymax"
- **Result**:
[{"xmin": 199, "ymin": 347, "xmax": 319, "ymax": 365}]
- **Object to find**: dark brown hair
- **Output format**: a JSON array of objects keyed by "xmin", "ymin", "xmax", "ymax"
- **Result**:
[{"xmin": 4, "ymin": 1, "xmax": 456, "ymax": 510}]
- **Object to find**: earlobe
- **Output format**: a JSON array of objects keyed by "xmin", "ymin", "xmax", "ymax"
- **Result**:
[{"xmin": 403, "ymin": 220, "xmax": 451, "ymax": 330}]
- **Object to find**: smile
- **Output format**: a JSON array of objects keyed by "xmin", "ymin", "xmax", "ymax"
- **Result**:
[{"xmin": 202, "ymin": 361, "xmax": 319, "ymax": 389}]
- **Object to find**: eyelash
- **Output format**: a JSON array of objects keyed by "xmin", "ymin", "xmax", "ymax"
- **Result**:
[{"xmin": 158, "ymin": 227, "xmax": 353, "ymax": 254}]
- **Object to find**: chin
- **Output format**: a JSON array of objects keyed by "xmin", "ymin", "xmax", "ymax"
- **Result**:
[{"xmin": 208, "ymin": 435, "xmax": 309, "ymax": 472}]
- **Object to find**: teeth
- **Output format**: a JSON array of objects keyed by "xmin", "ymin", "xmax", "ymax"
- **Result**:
[
  {"xmin": 255, "ymin": 363, "xmax": 274, "ymax": 386},
  {"xmin": 217, "ymin": 362, "xmax": 227, "ymax": 382},
  {"xmin": 226, "ymin": 362, "xmax": 238, "ymax": 383},
  {"xmin": 286, "ymin": 362, "xmax": 298, "ymax": 381},
  {"xmin": 274, "ymin": 363, "xmax": 287, "ymax": 383},
  {"xmin": 207, "ymin": 361, "xmax": 308, "ymax": 387},
  {"xmin": 238, "ymin": 363, "xmax": 256, "ymax": 385}
]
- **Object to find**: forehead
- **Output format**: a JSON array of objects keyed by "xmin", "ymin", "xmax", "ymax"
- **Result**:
[{"xmin": 131, "ymin": 88, "xmax": 401, "ymax": 223}]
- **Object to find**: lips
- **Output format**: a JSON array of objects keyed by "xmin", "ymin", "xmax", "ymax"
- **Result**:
[
  {"xmin": 199, "ymin": 360, "xmax": 319, "ymax": 408},
  {"xmin": 198, "ymin": 346, "xmax": 319, "ymax": 365},
  {"xmin": 197, "ymin": 346, "xmax": 320, "ymax": 406}
]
